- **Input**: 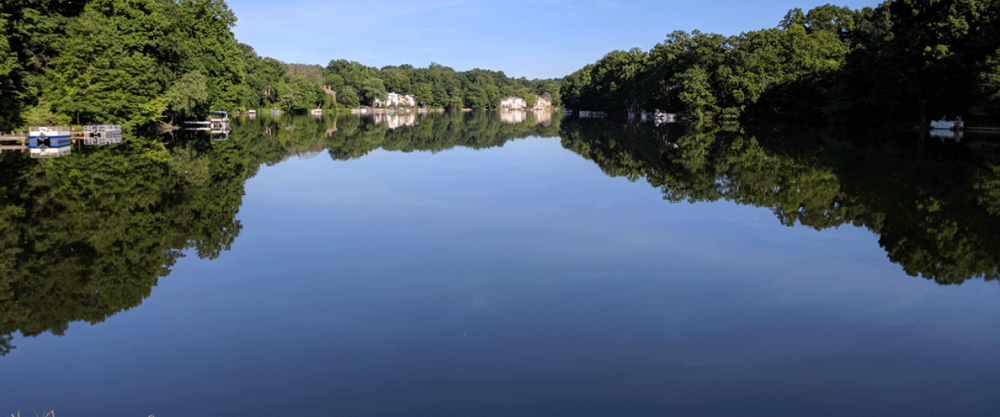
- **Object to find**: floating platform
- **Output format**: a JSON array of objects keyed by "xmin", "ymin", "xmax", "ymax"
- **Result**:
[
  {"xmin": 29, "ymin": 126, "xmax": 72, "ymax": 149},
  {"xmin": 82, "ymin": 125, "xmax": 122, "ymax": 145}
]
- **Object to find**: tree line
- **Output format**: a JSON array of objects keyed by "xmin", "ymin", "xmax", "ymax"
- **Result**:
[
  {"xmin": 560, "ymin": 1, "xmax": 1000, "ymax": 125},
  {"xmin": 0, "ymin": 0, "xmax": 562, "ymax": 131},
  {"xmin": 322, "ymin": 60, "xmax": 561, "ymax": 110}
]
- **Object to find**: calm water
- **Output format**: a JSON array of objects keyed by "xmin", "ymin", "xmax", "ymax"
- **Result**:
[{"xmin": 2, "ymin": 112, "xmax": 999, "ymax": 416}]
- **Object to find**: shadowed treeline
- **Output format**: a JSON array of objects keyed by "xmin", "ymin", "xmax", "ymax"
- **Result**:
[
  {"xmin": 560, "ymin": 118, "xmax": 1000, "ymax": 285},
  {"xmin": 561, "ymin": 1, "xmax": 1000, "ymax": 125}
]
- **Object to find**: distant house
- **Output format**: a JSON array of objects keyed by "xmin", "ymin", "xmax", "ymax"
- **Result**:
[
  {"xmin": 374, "ymin": 92, "xmax": 418, "ymax": 108},
  {"xmin": 500, "ymin": 95, "xmax": 552, "ymax": 111},
  {"xmin": 533, "ymin": 93, "xmax": 553, "ymax": 110},
  {"xmin": 499, "ymin": 96, "xmax": 528, "ymax": 110}
]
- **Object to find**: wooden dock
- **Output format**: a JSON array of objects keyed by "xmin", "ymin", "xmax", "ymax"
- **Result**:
[
  {"xmin": 1, "ymin": 128, "xmax": 114, "ymax": 153},
  {"xmin": 964, "ymin": 127, "xmax": 1000, "ymax": 133},
  {"xmin": 0, "ymin": 133, "xmax": 28, "ymax": 152}
]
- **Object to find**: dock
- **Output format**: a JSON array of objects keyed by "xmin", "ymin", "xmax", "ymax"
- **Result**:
[
  {"xmin": 1, "ymin": 125, "xmax": 123, "ymax": 156},
  {"xmin": 82, "ymin": 125, "xmax": 122, "ymax": 145},
  {"xmin": 0, "ymin": 133, "xmax": 29, "ymax": 152},
  {"xmin": 964, "ymin": 126, "xmax": 1000, "ymax": 133}
]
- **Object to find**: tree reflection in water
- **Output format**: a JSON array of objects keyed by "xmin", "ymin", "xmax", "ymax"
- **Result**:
[
  {"xmin": 3, "ymin": 111, "xmax": 996, "ymax": 357},
  {"xmin": 559, "ymin": 118, "xmax": 1000, "ymax": 285},
  {"xmin": 0, "ymin": 111, "xmax": 562, "ymax": 356}
]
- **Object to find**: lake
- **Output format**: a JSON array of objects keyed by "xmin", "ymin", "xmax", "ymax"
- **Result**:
[{"xmin": 2, "ymin": 111, "xmax": 999, "ymax": 416}]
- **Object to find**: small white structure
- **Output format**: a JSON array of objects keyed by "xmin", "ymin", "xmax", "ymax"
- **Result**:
[
  {"xmin": 209, "ymin": 111, "xmax": 229, "ymax": 131},
  {"xmin": 82, "ymin": 125, "xmax": 122, "ymax": 146},
  {"xmin": 930, "ymin": 115, "xmax": 963, "ymax": 130},
  {"xmin": 653, "ymin": 111, "xmax": 677, "ymax": 125},
  {"xmin": 499, "ymin": 96, "xmax": 528, "ymax": 110},
  {"xmin": 532, "ymin": 94, "xmax": 552, "ymax": 111},
  {"xmin": 500, "ymin": 95, "xmax": 553, "ymax": 111},
  {"xmin": 374, "ymin": 92, "xmax": 418, "ymax": 108},
  {"xmin": 29, "ymin": 126, "xmax": 72, "ymax": 152}
]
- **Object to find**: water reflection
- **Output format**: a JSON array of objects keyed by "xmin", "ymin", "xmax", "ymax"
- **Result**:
[
  {"xmin": 559, "ymin": 118, "xmax": 1000, "ymax": 284},
  {"xmin": 929, "ymin": 128, "xmax": 963, "ymax": 144},
  {"xmin": 2, "ymin": 112, "xmax": 997, "ymax": 358},
  {"xmin": 0, "ymin": 111, "xmax": 563, "ymax": 356},
  {"xmin": 0, "ymin": 129, "xmax": 252, "ymax": 356},
  {"xmin": 372, "ymin": 112, "xmax": 418, "ymax": 129},
  {"xmin": 499, "ymin": 109, "xmax": 554, "ymax": 125}
]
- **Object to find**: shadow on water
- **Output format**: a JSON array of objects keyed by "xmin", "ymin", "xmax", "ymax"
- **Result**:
[{"xmin": 2, "ymin": 110, "xmax": 997, "ymax": 356}]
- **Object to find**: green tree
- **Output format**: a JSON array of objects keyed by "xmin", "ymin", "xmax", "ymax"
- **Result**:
[
  {"xmin": 980, "ymin": 48, "xmax": 1000, "ymax": 111},
  {"xmin": 166, "ymin": 71, "xmax": 209, "ymax": 122},
  {"xmin": 673, "ymin": 66, "xmax": 717, "ymax": 119}
]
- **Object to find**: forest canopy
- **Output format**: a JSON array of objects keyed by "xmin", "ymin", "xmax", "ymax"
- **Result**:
[
  {"xmin": 0, "ymin": 0, "xmax": 561, "ymax": 131},
  {"xmin": 560, "ymin": 1, "xmax": 1000, "ymax": 124},
  {"xmin": 3, "ymin": 0, "xmax": 999, "ymax": 130}
]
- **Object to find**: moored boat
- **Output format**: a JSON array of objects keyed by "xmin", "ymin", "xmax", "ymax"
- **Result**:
[
  {"xmin": 209, "ymin": 111, "xmax": 230, "ymax": 131},
  {"xmin": 28, "ymin": 126, "xmax": 72, "ymax": 150},
  {"xmin": 930, "ymin": 114, "xmax": 964, "ymax": 130}
]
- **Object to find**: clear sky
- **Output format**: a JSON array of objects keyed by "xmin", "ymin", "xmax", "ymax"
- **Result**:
[{"xmin": 229, "ymin": 0, "xmax": 883, "ymax": 80}]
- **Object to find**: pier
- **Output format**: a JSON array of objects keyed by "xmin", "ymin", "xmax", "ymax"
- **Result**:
[
  {"xmin": 0, "ymin": 133, "xmax": 29, "ymax": 152},
  {"xmin": 1, "ymin": 125, "xmax": 122, "ymax": 157}
]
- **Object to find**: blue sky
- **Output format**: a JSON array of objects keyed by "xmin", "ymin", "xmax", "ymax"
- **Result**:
[{"xmin": 229, "ymin": 0, "xmax": 882, "ymax": 80}]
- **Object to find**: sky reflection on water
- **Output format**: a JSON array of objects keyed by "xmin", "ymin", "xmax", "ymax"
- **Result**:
[{"xmin": 3, "ymin": 119, "xmax": 999, "ymax": 416}]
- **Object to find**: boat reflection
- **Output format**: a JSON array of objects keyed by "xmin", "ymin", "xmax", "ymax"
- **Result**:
[{"xmin": 930, "ymin": 128, "xmax": 963, "ymax": 144}]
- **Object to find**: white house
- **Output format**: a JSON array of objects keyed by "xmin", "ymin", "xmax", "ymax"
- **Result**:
[
  {"xmin": 499, "ymin": 96, "xmax": 528, "ymax": 110},
  {"xmin": 533, "ymin": 94, "xmax": 553, "ymax": 110},
  {"xmin": 374, "ymin": 92, "xmax": 418, "ymax": 108}
]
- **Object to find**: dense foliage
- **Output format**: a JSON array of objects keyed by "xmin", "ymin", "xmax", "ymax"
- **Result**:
[
  {"xmin": 0, "ymin": 0, "xmax": 251, "ymax": 129},
  {"xmin": 321, "ymin": 61, "xmax": 560, "ymax": 109},
  {"xmin": 0, "ymin": 0, "xmax": 561, "ymax": 131},
  {"xmin": 561, "ymin": 1, "xmax": 1000, "ymax": 124}
]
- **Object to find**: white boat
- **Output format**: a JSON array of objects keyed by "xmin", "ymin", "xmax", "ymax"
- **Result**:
[
  {"xmin": 653, "ymin": 111, "xmax": 677, "ymax": 125},
  {"xmin": 209, "ymin": 111, "xmax": 229, "ymax": 131},
  {"xmin": 82, "ymin": 125, "xmax": 122, "ymax": 145},
  {"xmin": 28, "ymin": 126, "xmax": 72, "ymax": 150},
  {"xmin": 930, "ymin": 115, "xmax": 963, "ymax": 130}
]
